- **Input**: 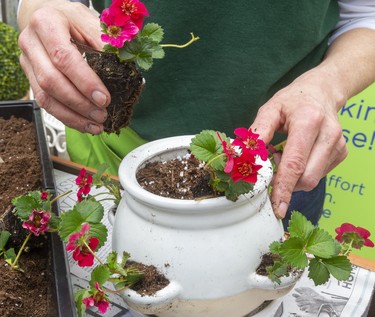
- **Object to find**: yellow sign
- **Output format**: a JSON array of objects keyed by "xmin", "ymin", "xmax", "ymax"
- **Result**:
[{"xmin": 320, "ymin": 84, "xmax": 375, "ymax": 261}]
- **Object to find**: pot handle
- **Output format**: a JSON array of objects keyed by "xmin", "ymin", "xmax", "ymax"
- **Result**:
[
  {"xmin": 108, "ymin": 205, "xmax": 116, "ymax": 226},
  {"xmin": 121, "ymin": 280, "xmax": 182, "ymax": 315},
  {"xmin": 247, "ymin": 271, "xmax": 300, "ymax": 290}
]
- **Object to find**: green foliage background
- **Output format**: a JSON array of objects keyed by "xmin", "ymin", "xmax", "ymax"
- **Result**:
[{"xmin": 0, "ymin": 21, "xmax": 29, "ymax": 100}]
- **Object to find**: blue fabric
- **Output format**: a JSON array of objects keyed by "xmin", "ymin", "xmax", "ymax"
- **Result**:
[{"xmin": 283, "ymin": 177, "xmax": 326, "ymax": 230}]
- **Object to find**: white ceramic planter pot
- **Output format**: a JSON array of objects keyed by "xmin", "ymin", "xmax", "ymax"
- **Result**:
[{"xmin": 112, "ymin": 135, "xmax": 300, "ymax": 317}]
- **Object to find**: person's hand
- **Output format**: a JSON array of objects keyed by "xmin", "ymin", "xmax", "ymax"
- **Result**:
[
  {"xmin": 250, "ymin": 67, "xmax": 348, "ymax": 219},
  {"xmin": 18, "ymin": 1, "xmax": 110, "ymax": 134}
]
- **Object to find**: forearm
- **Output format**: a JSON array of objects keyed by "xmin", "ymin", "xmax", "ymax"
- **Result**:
[
  {"xmin": 18, "ymin": 0, "xmax": 68, "ymax": 31},
  {"xmin": 322, "ymin": 27, "xmax": 375, "ymax": 107}
]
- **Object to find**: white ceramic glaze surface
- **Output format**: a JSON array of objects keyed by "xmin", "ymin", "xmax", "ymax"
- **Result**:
[{"xmin": 112, "ymin": 135, "xmax": 300, "ymax": 317}]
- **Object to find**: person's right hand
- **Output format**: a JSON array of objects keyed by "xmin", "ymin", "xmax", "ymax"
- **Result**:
[{"xmin": 18, "ymin": 1, "xmax": 110, "ymax": 134}]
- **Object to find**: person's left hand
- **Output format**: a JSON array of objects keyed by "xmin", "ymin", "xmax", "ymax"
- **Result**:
[{"xmin": 250, "ymin": 67, "xmax": 348, "ymax": 219}]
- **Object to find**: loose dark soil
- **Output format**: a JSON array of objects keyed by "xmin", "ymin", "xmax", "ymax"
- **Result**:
[
  {"xmin": 0, "ymin": 117, "xmax": 41, "ymax": 218},
  {"xmin": 136, "ymin": 154, "xmax": 221, "ymax": 199},
  {"xmin": 128, "ymin": 261, "xmax": 170, "ymax": 296},
  {"xmin": 0, "ymin": 116, "xmax": 52, "ymax": 317},
  {"xmin": 82, "ymin": 45, "xmax": 144, "ymax": 134},
  {"xmin": 255, "ymin": 252, "xmax": 281, "ymax": 276}
]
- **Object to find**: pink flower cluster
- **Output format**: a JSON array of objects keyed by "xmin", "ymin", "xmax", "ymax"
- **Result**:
[
  {"xmin": 82, "ymin": 282, "xmax": 110, "ymax": 314},
  {"xmin": 100, "ymin": 0, "xmax": 149, "ymax": 48},
  {"xmin": 22, "ymin": 209, "xmax": 51, "ymax": 236},
  {"xmin": 218, "ymin": 128, "xmax": 268, "ymax": 183}
]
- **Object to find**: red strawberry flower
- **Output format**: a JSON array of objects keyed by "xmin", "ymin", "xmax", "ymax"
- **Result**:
[
  {"xmin": 82, "ymin": 282, "xmax": 110, "ymax": 314},
  {"xmin": 217, "ymin": 132, "xmax": 237, "ymax": 173},
  {"xmin": 22, "ymin": 209, "xmax": 51, "ymax": 236},
  {"xmin": 40, "ymin": 191, "xmax": 49, "ymax": 200},
  {"xmin": 66, "ymin": 223, "xmax": 99, "ymax": 267},
  {"xmin": 231, "ymin": 152, "xmax": 262, "ymax": 183},
  {"xmin": 111, "ymin": 0, "xmax": 149, "ymax": 29},
  {"xmin": 232, "ymin": 128, "xmax": 268, "ymax": 161},
  {"xmin": 335, "ymin": 223, "xmax": 374, "ymax": 249},
  {"xmin": 76, "ymin": 168, "xmax": 93, "ymax": 202}
]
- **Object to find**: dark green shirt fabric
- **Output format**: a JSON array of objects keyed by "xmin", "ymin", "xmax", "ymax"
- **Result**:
[
  {"xmin": 93, "ymin": 0, "xmax": 339, "ymax": 142},
  {"xmin": 68, "ymin": 0, "xmax": 339, "ymax": 175}
]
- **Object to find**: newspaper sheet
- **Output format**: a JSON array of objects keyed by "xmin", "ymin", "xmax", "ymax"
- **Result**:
[{"xmin": 54, "ymin": 169, "xmax": 375, "ymax": 317}]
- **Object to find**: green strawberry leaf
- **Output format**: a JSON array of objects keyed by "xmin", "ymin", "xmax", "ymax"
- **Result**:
[
  {"xmin": 4, "ymin": 247, "xmax": 16, "ymax": 262},
  {"xmin": 12, "ymin": 195, "xmax": 40, "ymax": 220},
  {"xmin": 266, "ymin": 260, "xmax": 289, "ymax": 285},
  {"xmin": 75, "ymin": 200, "xmax": 104, "ymax": 224},
  {"xmin": 89, "ymin": 223, "xmax": 108, "ymax": 249},
  {"xmin": 90, "ymin": 264, "xmax": 111, "ymax": 288},
  {"xmin": 58, "ymin": 209, "xmax": 82, "ymax": 241},
  {"xmin": 211, "ymin": 175, "xmax": 229, "ymax": 192},
  {"xmin": 308, "ymin": 257, "xmax": 330, "ymax": 286},
  {"xmin": 48, "ymin": 213, "xmax": 61, "ymax": 230},
  {"xmin": 140, "ymin": 23, "xmax": 164, "ymax": 42},
  {"xmin": 119, "ymin": 37, "xmax": 161, "ymax": 70},
  {"xmin": 224, "ymin": 179, "xmax": 254, "ymax": 202},
  {"xmin": 0, "ymin": 230, "xmax": 10, "ymax": 250},
  {"xmin": 126, "ymin": 267, "xmax": 144, "ymax": 285},
  {"xmin": 279, "ymin": 237, "xmax": 308, "ymax": 269},
  {"xmin": 190, "ymin": 130, "xmax": 226, "ymax": 170},
  {"xmin": 322, "ymin": 256, "xmax": 352, "ymax": 281},
  {"xmin": 74, "ymin": 289, "xmax": 91, "ymax": 317},
  {"xmin": 152, "ymin": 47, "xmax": 165, "ymax": 59},
  {"xmin": 106, "ymin": 251, "xmax": 127, "ymax": 276},
  {"xmin": 306, "ymin": 227, "xmax": 340, "ymax": 258},
  {"xmin": 287, "ymin": 211, "xmax": 315, "ymax": 241},
  {"xmin": 269, "ymin": 241, "xmax": 282, "ymax": 254},
  {"xmin": 136, "ymin": 53, "xmax": 153, "ymax": 70}
]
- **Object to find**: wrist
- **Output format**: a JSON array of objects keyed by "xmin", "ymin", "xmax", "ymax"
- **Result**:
[{"xmin": 292, "ymin": 66, "xmax": 348, "ymax": 113}]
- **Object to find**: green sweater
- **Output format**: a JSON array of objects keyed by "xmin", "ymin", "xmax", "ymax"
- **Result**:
[{"xmin": 68, "ymin": 0, "xmax": 339, "ymax": 175}]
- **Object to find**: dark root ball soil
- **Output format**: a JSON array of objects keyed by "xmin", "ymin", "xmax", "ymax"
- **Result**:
[{"xmin": 84, "ymin": 50, "xmax": 144, "ymax": 134}]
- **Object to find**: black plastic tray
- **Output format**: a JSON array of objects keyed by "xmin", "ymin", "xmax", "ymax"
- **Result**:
[{"xmin": 0, "ymin": 100, "xmax": 76, "ymax": 317}]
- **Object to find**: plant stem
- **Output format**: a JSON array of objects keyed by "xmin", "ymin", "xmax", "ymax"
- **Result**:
[
  {"xmin": 50, "ymin": 190, "xmax": 72, "ymax": 204},
  {"xmin": 343, "ymin": 240, "xmax": 354, "ymax": 256},
  {"xmin": 101, "ymin": 284, "xmax": 129, "ymax": 294},
  {"xmin": 11, "ymin": 232, "xmax": 32, "ymax": 269},
  {"xmin": 205, "ymin": 153, "xmax": 226, "ymax": 169},
  {"xmin": 83, "ymin": 240, "xmax": 104, "ymax": 265},
  {"xmin": 161, "ymin": 33, "xmax": 199, "ymax": 48}
]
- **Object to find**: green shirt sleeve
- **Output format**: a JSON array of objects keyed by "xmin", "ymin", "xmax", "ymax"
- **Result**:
[{"xmin": 90, "ymin": 0, "xmax": 111, "ymax": 13}]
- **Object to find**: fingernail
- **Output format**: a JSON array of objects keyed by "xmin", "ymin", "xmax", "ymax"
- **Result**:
[
  {"xmin": 276, "ymin": 202, "xmax": 289, "ymax": 219},
  {"xmin": 89, "ymin": 109, "xmax": 107, "ymax": 123},
  {"xmin": 92, "ymin": 90, "xmax": 107, "ymax": 107},
  {"xmin": 86, "ymin": 123, "xmax": 102, "ymax": 135}
]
